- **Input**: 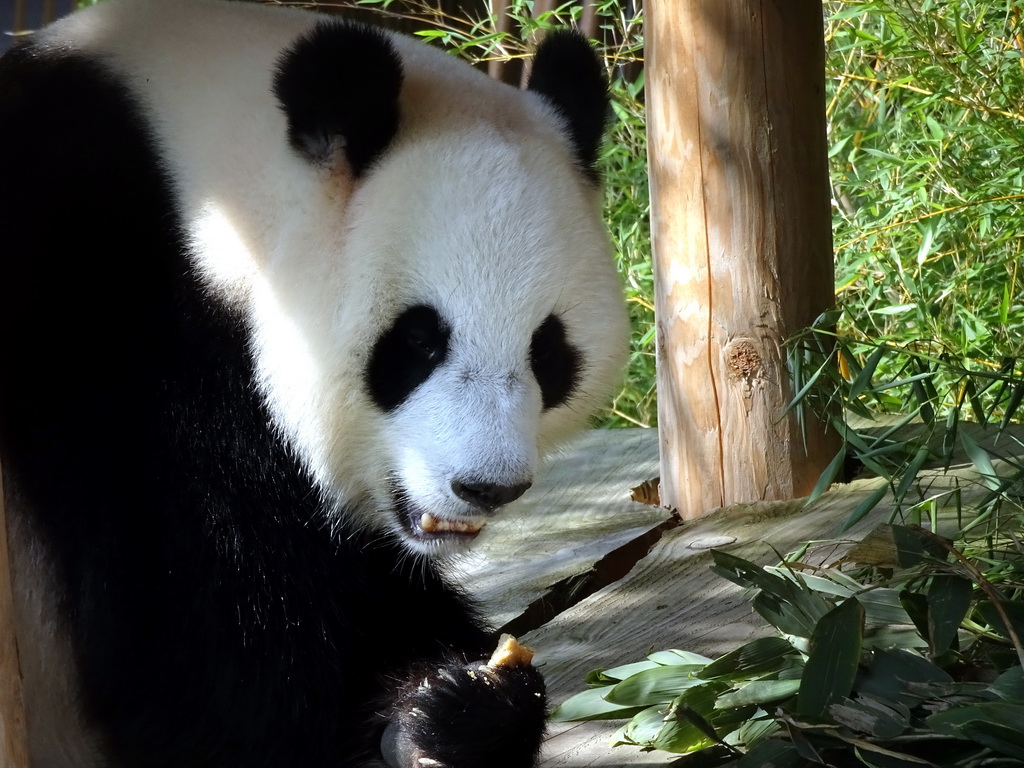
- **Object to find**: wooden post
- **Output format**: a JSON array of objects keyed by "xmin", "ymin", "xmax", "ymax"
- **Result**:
[
  {"xmin": 647, "ymin": 0, "xmax": 839, "ymax": 518},
  {"xmin": 487, "ymin": 0, "xmax": 512, "ymax": 82},
  {"xmin": 0, "ymin": 463, "xmax": 29, "ymax": 768}
]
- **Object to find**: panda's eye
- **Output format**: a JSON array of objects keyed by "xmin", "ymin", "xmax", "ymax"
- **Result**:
[
  {"xmin": 530, "ymin": 314, "xmax": 582, "ymax": 410},
  {"xmin": 405, "ymin": 324, "xmax": 443, "ymax": 361},
  {"xmin": 367, "ymin": 305, "xmax": 450, "ymax": 411}
]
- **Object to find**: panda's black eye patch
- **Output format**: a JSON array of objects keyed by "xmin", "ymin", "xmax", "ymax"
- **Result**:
[
  {"xmin": 367, "ymin": 305, "xmax": 450, "ymax": 412},
  {"xmin": 530, "ymin": 314, "xmax": 582, "ymax": 410}
]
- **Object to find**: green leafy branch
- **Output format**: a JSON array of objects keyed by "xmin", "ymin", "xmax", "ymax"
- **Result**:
[
  {"xmin": 789, "ymin": 310, "xmax": 1024, "ymax": 533},
  {"xmin": 553, "ymin": 533, "xmax": 1024, "ymax": 767}
]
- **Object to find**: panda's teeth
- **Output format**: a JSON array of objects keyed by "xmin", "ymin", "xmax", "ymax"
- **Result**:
[{"xmin": 418, "ymin": 513, "xmax": 482, "ymax": 535}]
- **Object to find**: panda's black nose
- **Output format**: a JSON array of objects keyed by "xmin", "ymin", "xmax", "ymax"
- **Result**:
[{"xmin": 451, "ymin": 479, "xmax": 532, "ymax": 511}]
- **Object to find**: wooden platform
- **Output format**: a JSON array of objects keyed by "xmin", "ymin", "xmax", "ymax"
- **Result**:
[{"xmin": 457, "ymin": 425, "xmax": 1023, "ymax": 767}]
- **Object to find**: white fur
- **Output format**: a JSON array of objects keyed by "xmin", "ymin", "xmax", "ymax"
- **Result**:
[{"xmin": 38, "ymin": 0, "xmax": 628, "ymax": 556}]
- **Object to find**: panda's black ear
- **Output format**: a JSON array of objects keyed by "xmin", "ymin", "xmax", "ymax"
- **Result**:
[
  {"xmin": 274, "ymin": 21, "xmax": 403, "ymax": 177},
  {"xmin": 526, "ymin": 31, "xmax": 609, "ymax": 185}
]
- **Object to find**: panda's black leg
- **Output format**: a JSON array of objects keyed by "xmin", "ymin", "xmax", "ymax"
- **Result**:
[{"xmin": 384, "ymin": 657, "xmax": 546, "ymax": 768}]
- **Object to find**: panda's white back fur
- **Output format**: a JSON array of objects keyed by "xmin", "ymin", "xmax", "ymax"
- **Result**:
[{"xmin": 38, "ymin": 0, "xmax": 626, "ymax": 552}]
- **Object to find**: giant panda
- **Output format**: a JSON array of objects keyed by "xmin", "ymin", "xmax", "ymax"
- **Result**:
[{"xmin": 0, "ymin": 0, "xmax": 628, "ymax": 766}]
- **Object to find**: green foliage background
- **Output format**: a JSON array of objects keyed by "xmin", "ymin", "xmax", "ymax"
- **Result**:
[
  {"xmin": 828, "ymin": 0, "xmax": 1024, "ymax": 363},
  {"xmin": 825, "ymin": 0, "xmax": 1024, "ymax": 410}
]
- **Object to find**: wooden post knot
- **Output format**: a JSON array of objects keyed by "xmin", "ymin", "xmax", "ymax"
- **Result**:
[{"xmin": 724, "ymin": 338, "xmax": 763, "ymax": 382}]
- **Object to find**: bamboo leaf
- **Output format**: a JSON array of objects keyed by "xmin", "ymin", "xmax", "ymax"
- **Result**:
[
  {"xmin": 797, "ymin": 598, "xmax": 865, "ymax": 717},
  {"xmin": 648, "ymin": 650, "xmax": 714, "ymax": 667},
  {"xmin": 550, "ymin": 686, "xmax": 646, "ymax": 722},
  {"xmin": 992, "ymin": 666, "xmax": 1024, "ymax": 703},
  {"xmin": 805, "ymin": 446, "xmax": 848, "ymax": 506},
  {"xmin": 736, "ymin": 739, "xmax": 803, "ymax": 768},
  {"xmin": 699, "ymin": 637, "xmax": 797, "ymax": 681},
  {"xmin": 893, "ymin": 444, "xmax": 931, "ymax": 501},
  {"xmin": 975, "ymin": 600, "xmax": 1024, "ymax": 642},
  {"xmin": 999, "ymin": 382, "xmax": 1024, "ymax": 434},
  {"xmin": 858, "ymin": 648, "xmax": 952, "ymax": 709},
  {"xmin": 838, "ymin": 483, "xmax": 890, "ymax": 533},
  {"xmin": 926, "ymin": 575, "xmax": 972, "ymax": 656},
  {"xmin": 713, "ymin": 678, "xmax": 801, "ymax": 709},
  {"xmin": 849, "ymin": 344, "xmax": 888, "ymax": 400},
  {"xmin": 929, "ymin": 701, "xmax": 1024, "ymax": 735},
  {"xmin": 601, "ymin": 660, "xmax": 661, "ymax": 680},
  {"xmin": 604, "ymin": 665, "xmax": 704, "ymax": 706},
  {"xmin": 711, "ymin": 552, "xmax": 832, "ymax": 637},
  {"xmin": 960, "ymin": 720, "xmax": 1024, "ymax": 760},
  {"xmin": 942, "ymin": 405, "xmax": 960, "ymax": 471},
  {"xmin": 959, "ymin": 429, "xmax": 1000, "ymax": 490}
]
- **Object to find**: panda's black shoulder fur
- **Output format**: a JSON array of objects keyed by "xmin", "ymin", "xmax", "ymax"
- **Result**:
[{"xmin": 0, "ymin": 41, "xmax": 503, "ymax": 768}]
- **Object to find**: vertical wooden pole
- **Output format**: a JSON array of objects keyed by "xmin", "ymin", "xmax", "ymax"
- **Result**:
[
  {"xmin": 0, "ymin": 464, "xmax": 29, "ymax": 768},
  {"xmin": 488, "ymin": 0, "xmax": 512, "ymax": 82},
  {"xmin": 580, "ymin": 2, "xmax": 598, "ymax": 41},
  {"xmin": 647, "ymin": 0, "xmax": 839, "ymax": 518}
]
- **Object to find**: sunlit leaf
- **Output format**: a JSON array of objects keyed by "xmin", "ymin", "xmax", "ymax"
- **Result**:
[
  {"xmin": 549, "ymin": 686, "xmax": 646, "ymax": 723},
  {"xmin": 604, "ymin": 665, "xmax": 704, "ymax": 706},
  {"xmin": 699, "ymin": 637, "xmax": 797, "ymax": 681},
  {"xmin": 648, "ymin": 650, "xmax": 714, "ymax": 667},
  {"xmin": 714, "ymin": 679, "xmax": 801, "ymax": 709},
  {"xmin": 601, "ymin": 660, "xmax": 661, "ymax": 681}
]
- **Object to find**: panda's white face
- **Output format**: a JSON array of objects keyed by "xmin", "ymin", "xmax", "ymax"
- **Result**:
[
  {"xmin": 232, "ymin": 27, "xmax": 630, "ymax": 557},
  {"xmin": 336, "ymin": 128, "xmax": 625, "ymax": 555},
  {"xmin": 251, "ymin": 126, "xmax": 626, "ymax": 556}
]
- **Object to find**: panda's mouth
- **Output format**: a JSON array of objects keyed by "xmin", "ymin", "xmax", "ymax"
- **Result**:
[
  {"xmin": 416, "ymin": 511, "xmax": 484, "ymax": 538},
  {"xmin": 392, "ymin": 490, "xmax": 485, "ymax": 543}
]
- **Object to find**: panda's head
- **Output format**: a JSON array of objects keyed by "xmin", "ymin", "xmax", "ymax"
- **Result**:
[{"xmin": 257, "ymin": 22, "xmax": 628, "ymax": 557}]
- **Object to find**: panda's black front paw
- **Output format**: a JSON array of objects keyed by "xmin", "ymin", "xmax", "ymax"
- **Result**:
[{"xmin": 384, "ymin": 642, "xmax": 546, "ymax": 768}]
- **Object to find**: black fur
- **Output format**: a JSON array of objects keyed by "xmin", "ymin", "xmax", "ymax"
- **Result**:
[
  {"xmin": 0, "ymin": 43, "xmax": 542, "ymax": 768},
  {"xmin": 396, "ymin": 659, "xmax": 546, "ymax": 768},
  {"xmin": 366, "ymin": 305, "xmax": 451, "ymax": 412},
  {"xmin": 274, "ymin": 21, "xmax": 403, "ymax": 175},
  {"xmin": 530, "ymin": 314, "xmax": 583, "ymax": 410},
  {"xmin": 526, "ymin": 31, "xmax": 610, "ymax": 185}
]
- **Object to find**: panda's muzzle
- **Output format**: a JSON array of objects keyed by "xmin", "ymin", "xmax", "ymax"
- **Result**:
[{"xmin": 392, "ymin": 479, "xmax": 532, "ymax": 545}]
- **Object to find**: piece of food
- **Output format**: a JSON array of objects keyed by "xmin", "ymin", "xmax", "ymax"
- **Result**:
[{"xmin": 486, "ymin": 634, "xmax": 534, "ymax": 669}]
